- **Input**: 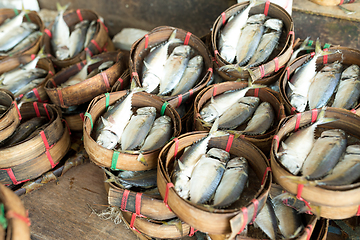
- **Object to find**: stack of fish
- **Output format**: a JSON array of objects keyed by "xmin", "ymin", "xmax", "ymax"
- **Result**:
[
  {"xmin": 0, "ymin": 10, "xmax": 41, "ymax": 56},
  {"xmin": 51, "ymin": 3, "xmax": 98, "ymax": 60},
  {"xmin": 141, "ymin": 30, "xmax": 204, "ymax": 96}
]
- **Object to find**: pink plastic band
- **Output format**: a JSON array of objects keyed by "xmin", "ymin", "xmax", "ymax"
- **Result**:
[
  {"xmin": 144, "ymin": 34, "xmax": 149, "ymax": 49},
  {"xmin": 101, "ymin": 72, "xmax": 110, "ymax": 90},
  {"xmin": 33, "ymin": 102, "xmax": 41, "ymax": 117},
  {"xmin": 40, "ymin": 131, "xmax": 56, "ymax": 168},
  {"xmin": 76, "ymin": 9, "xmax": 83, "ymax": 21},
  {"xmin": 311, "ymin": 109, "xmax": 318, "ymax": 123},
  {"xmin": 163, "ymin": 183, "xmax": 174, "ymax": 212},
  {"xmin": 177, "ymin": 94, "xmax": 183, "ymax": 108},
  {"xmin": 184, "ymin": 32, "xmax": 192, "ymax": 45},
  {"xmin": 12, "ymin": 101, "xmax": 21, "ymax": 121},
  {"xmin": 264, "ymin": 1, "xmax": 270, "ymax": 16},
  {"xmin": 294, "ymin": 113, "xmax": 301, "ymax": 132},
  {"xmin": 3, "ymin": 168, "xmax": 29, "ymax": 185},
  {"xmin": 238, "ymin": 207, "xmax": 248, "ymax": 234},
  {"xmin": 221, "ymin": 12, "xmax": 226, "ymax": 25},
  {"xmin": 121, "ymin": 190, "xmax": 130, "ymax": 211},
  {"xmin": 225, "ymin": 134, "xmax": 234, "ymax": 152}
]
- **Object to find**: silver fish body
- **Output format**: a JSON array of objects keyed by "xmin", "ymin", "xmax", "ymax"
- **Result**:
[
  {"xmin": 289, "ymin": 37, "xmax": 313, "ymax": 64},
  {"xmin": 51, "ymin": 3, "xmax": 70, "ymax": 59},
  {"xmin": 84, "ymin": 20, "xmax": 97, "ymax": 48},
  {"xmin": 0, "ymin": 11, "xmax": 29, "ymax": 39},
  {"xmin": 117, "ymin": 169, "xmax": 157, "ymax": 189},
  {"xmin": 206, "ymin": 148, "xmax": 230, "ymax": 162},
  {"xmin": 5, "ymin": 31, "xmax": 42, "ymax": 55},
  {"xmin": 140, "ymin": 115, "xmax": 172, "ymax": 152},
  {"xmin": 301, "ymin": 129, "xmax": 347, "ymax": 180},
  {"xmin": 243, "ymin": 101, "xmax": 274, "ymax": 135},
  {"xmin": 0, "ymin": 22, "xmax": 38, "ymax": 52},
  {"xmin": 254, "ymin": 197, "xmax": 278, "ymax": 240},
  {"xmin": 218, "ymin": 96, "xmax": 260, "ymax": 129},
  {"xmin": 120, "ymin": 107, "xmax": 156, "ymax": 151},
  {"xmin": 2, "ymin": 68, "xmax": 47, "ymax": 94},
  {"xmin": 213, "ymin": 157, "xmax": 248, "ymax": 207},
  {"xmin": 69, "ymin": 20, "xmax": 89, "ymax": 58},
  {"xmin": 14, "ymin": 77, "xmax": 45, "ymax": 98}
]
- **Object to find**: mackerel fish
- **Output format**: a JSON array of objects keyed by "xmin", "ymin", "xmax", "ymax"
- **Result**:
[
  {"xmin": 254, "ymin": 197, "xmax": 278, "ymax": 240},
  {"xmin": 69, "ymin": 20, "xmax": 89, "ymax": 58},
  {"xmin": 140, "ymin": 115, "xmax": 172, "ymax": 152},
  {"xmin": 0, "ymin": 22, "xmax": 38, "ymax": 52},
  {"xmin": 289, "ymin": 37, "xmax": 314, "ymax": 64},
  {"xmin": 51, "ymin": 3, "xmax": 70, "ymax": 60},
  {"xmin": 241, "ymin": 101, "xmax": 274, "ymax": 135},
  {"xmin": 4, "ymin": 31, "xmax": 42, "ymax": 56},
  {"xmin": 0, "ymin": 10, "xmax": 31, "ymax": 40},
  {"xmin": 84, "ymin": 20, "xmax": 97, "ymax": 48}
]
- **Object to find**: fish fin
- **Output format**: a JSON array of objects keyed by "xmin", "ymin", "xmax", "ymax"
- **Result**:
[
  {"xmin": 299, "ymin": 36, "xmax": 311, "ymax": 49},
  {"xmin": 36, "ymin": 46, "xmax": 47, "ymax": 60},
  {"xmin": 299, "ymin": 204, "xmax": 321, "ymax": 219},
  {"xmin": 219, "ymin": 64, "xmax": 246, "ymax": 74},
  {"xmin": 196, "ymin": 117, "xmax": 213, "ymax": 128},
  {"xmin": 56, "ymin": 2, "xmax": 70, "ymax": 13},
  {"xmin": 281, "ymin": 141, "xmax": 288, "ymax": 150},
  {"xmin": 168, "ymin": 29, "xmax": 183, "ymax": 45},
  {"xmin": 143, "ymin": 60, "xmax": 151, "ymax": 71},
  {"xmin": 315, "ymin": 38, "xmax": 333, "ymax": 57},
  {"xmin": 85, "ymin": 51, "xmax": 102, "ymax": 67},
  {"xmin": 247, "ymin": 76, "xmax": 266, "ymax": 89},
  {"xmin": 289, "ymin": 226, "xmax": 304, "ymax": 239},
  {"xmin": 209, "ymin": 117, "xmax": 219, "ymax": 135},
  {"xmin": 177, "ymin": 160, "xmax": 186, "ymax": 171},
  {"xmin": 136, "ymin": 152, "xmax": 148, "ymax": 166},
  {"xmin": 315, "ymin": 107, "xmax": 338, "ymax": 126},
  {"xmin": 101, "ymin": 116, "xmax": 113, "ymax": 130},
  {"xmin": 288, "ymin": 81, "xmax": 296, "ymax": 91}
]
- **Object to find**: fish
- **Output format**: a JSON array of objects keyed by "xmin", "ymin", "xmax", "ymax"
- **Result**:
[
  {"xmin": 212, "ymin": 157, "xmax": 248, "ymax": 207},
  {"xmin": 218, "ymin": 0, "xmax": 258, "ymax": 63},
  {"xmin": 4, "ymin": 31, "xmax": 42, "ymax": 56},
  {"xmin": 207, "ymin": 148, "xmax": 230, "ymax": 162},
  {"xmin": 87, "ymin": 60, "xmax": 115, "ymax": 79},
  {"xmin": 84, "ymin": 20, "xmax": 97, "ymax": 48},
  {"xmin": 116, "ymin": 169, "xmax": 157, "ymax": 189},
  {"xmin": 120, "ymin": 106, "xmax": 156, "ymax": 151},
  {"xmin": 247, "ymin": 18, "xmax": 283, "ymax": 68},
  {"xmin": 308, "ymin": 62, "xmax": 342, "ymax": 109},
  {"xmin": 241, "ymin": 101, "xmax": 274, "ymax": 135},
  {"xmin": 140, "ymin": 115, "xmax": 173, "ymax": 152},
  {"xmin": 171, "ymin": 55, "xmax": 203, "ymax": 96},
  {"xmin": 254, "ymin": 197, "xmax": 278, "ymax": 240},
  {"xmin": 301, "ymin": 129, "xmax": 347, "ymax": 180},
  {"xmin": 0, "ymin": 9, "xmax": 31, "ymax": 40},
  {"xmin": 289, "ymin": 37, "xmax": 314, "ymax": 64},
  {"xmin": 287, "ymin": 39, "xmax": 331, "ymax": 112},
  {"xmin": 277, "ymin": 108, "xmax": 336, "ymax": 175},
  {"xmin": 2, "ymin": 68, "xmax": 47, "ymax": 94},
  {"xmin": 159, "ymin": 45, "xmax": 192, "ymax": 95},
  {"xmin": 235, "ymin": 14, "xmax": 266, "ymax": 66},
  {"xmin": 14, "ymin": 77, "xmax": 45, "ymax": 98},
  {"xmin": 218, "ymin": 96, "xmax": 260, "ymax": 129},
  {"xmin": 68, "ymin": 20, "xmax": 90, "ymax": 58},
  {"xmin": 331, "ymin": 65, "xmax": 360, "ymax": 109},
  {"xmin": 0, "ymin": 22, "xmax": 38, "ymax": 52},
  {"xmin": 51, "ymin": 3, "xmax": 70, "ymax": 60}
]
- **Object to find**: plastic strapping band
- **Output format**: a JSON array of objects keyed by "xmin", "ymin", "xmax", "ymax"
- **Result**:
[
  {"xmin": 3, "ymin": 168, "xmax": 29, "ymax": 185},
  {"xmin": 213, "ymin": 85, "xmax": 217, "ymax": 97},
  {"xmin": 57, "ymin": 89, "xmax": 65, "ymax": 107},
  {"xmin": 77, "ymin": 62, "xmax": 83, "ymax": 71},
  {"xmin": 144, "ymin": 34, "xmax": 149, "ymax": 49},
  {"xmin": 40, "ymin": 131, "xmax": 56, "ymax": 168},
  {"xmin": 13, "ymin": 101, "xmax": 21, "ymax": 120},
  {"xmin": 50, "ymin": 78, "xmax": 57, "ymax": 87},
  {"xmin": 323, "ymin": 43, "xmax": 331, "ymax": 49},
  {"xmin": 311, "ymin": 109, "xmax": 318, "ymax": 123},
  {"xmin": 161, "ymin": 102, "xmax": 169, "ymax": 116},
  {"xmin": 284, "ymin": 0, "xmax": 290, "ymax": 8},
  {"xmin": 273, "ymin": 135, "xmax": 280, "ymax": 149},
  {"xmin": 33, "ymin": 102, "xmax": 41, "ymax": 117},
  {"xmin": 30, "ymin": 88, "xmax": 41, "ymax": 102},
  {"xmin": 91, "ymin": 39, "xmax": 102, "ymax": 53},
  {"xmin": 184, "ymin": 32, "xmax": 192, "ymax": 45},
  {"xmin": 310, "ymin": 52, "xmax": 315, "ymax": 58},
  {"xmin": 225, "ymin": 135, "xmax": 234, "ymax": 152},
  {"xmin": 213, "ymin": 50, "xmax": 219, "ymax": 64},
  {"xmin": 84, "ymin": 112, "xmax": 93, "ymax": 130},
  {"xmin": 164, "ymin": 183, "xmax": 174, "ymax": 212},
  {"xmin": 259, "ymin": 65, "xmax": 265, "ymax": 78},
  {"xmin": 286, "ymin": 67, "xmax": 291, "ymax": 80},
  {"xmin": 76, "ymin": 9, "xmax": 83, "ymax": 21},
  {"xmin": 254, "ymin": 88, "xmax": 259, "ymax": 97},
  {"xmin": 0, "ymin": 204, "xmax": 6, "ymax": 229},
  {"xmin": 288, "ymin": 31, "xmax": 295, "ymax": 45},
  {"xmin": 31, "ymin": 54, "xmax": 35, "ymax": 60},
  {"xmin": 43, "ymin": 104, "xmax": 50, "ymax": 120},
  {"xmin": 118, "ymin": 77, "xmax": 124, "ymax": 90},
  {"xmin": 351, "ymin": 109, "xmax": 357, "ymax": 114},
  {"xmin": 13, "ymin": 8, "xmax": 19, "ymax": 15},
  {"xmin": 323, "ymin": 53, "xmax": 328, "ymax": 65},
  {"xmin": 6, "ymin": 210, "xmax": 31, "ymax": 226},
  {"xmin": 221, "ymin": 12, "xmax": 226, "ymax": 25},
  {"xmin": 250, "ymin": 199, "xmax": 259, "ymax": 223},
  {"xmin": 102, "ymin": 72, "xmax": 110, "ymax": 90},
  {"xmin": 97, "ymin": 19, "xmax": 108, "ymax": 33},
  {"xmin": 273, "ymin": 57, "xmax": 279, "ymax": 72},
  {"xmin": 356, "ymin": 205, "xmax": 360, "ymax": 216},
  {"xmin": 131, "ymin": 72, "xmax": 138, "ymax": 81},
  {"xmin": 238, "ymin": 207, "xmax": 248, "ymax": 234},
  {"xmin": 121, "ymin": 190, "xmax": 130, "ymax": 211},
  {"xmin": 18, "ymin": 94, "xmax": 24, "ymax": 100},
  {"xmin": 79, "ymin": 113, "xmax": 85, "ymax": 121},
  {"xmin": 261, "ymin": 167, "xmax": 271, "ymax": 185},
  {"xmin": 62, "ymin": 119, "xmax": 71, "ymax": 135},
  {"xmin": 177, "ymin": 94, "xmax": 183, "ymax": 108},
  {"xmin": 305, "ymin": 225, "xmax": 313, "ymax": 240},
  {"xmin": 264, "ymin": 0, "xmax": 270, "ymax": 16},
  {"xmin": 44, "ymin": 28, "xmax": 52, "ymax": 38},
  {"xmin": 173, "ymin": 138, "xmax": 179, "ymax": 159},
  {"xmin": 297, "ymin": 184, "xmax": 304, "ymax": 200},
  {"xmin": 208, "ymin": 67, "xmax": 213, "ymax": 74},
  {"xmin": 189, "ymin": 89, "xmax": 193, "ymax": 98},
  {"xmin": 294, "ymin": 113, "xmax": 301, "ymax": 132},
  {"xmin": 111, "ymin": 151, "xmax": 120, "ymax": 170},
  {"xmin": 130, "ymin": 213, "xmax": 141, "ymax": 233},
  {"xmin": 104, "ymin": 93, "xmax": 110, "ymax": 111},
  {"xmin": 85, "ymin": 47, "xmax": 93, "ymax": 57},
  {"xmin": 189, "ymin": 227, "xmax": 198, "ymax": 237},
  {"xmin": 135, "ymin": 193, "xmax": 145, "ymax": 217}
]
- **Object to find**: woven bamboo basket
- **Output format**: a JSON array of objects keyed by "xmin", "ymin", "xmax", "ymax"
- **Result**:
[
  {"xmin": 62, "ymin": 102, "xmax": 89, "ymax": 131},
  {"xmin": 158, "ymin": 132, "xmax": 271, "ymax": 236},
  {"xmin": 0, "ymin": 184, "xmax": 30, "ymax": 239},
  {"xmin": 193, "ymin": 82, "xmax": 286, "ymax": 155},
  {"xmin": 129, "ymin": 26, "xmax": 213, "ymax": 108},
  {"xmin": 0, "ymin": 102, "xmax": 70, "ymax": 185},
  {"xmin": 83, "ymin": 91, "xmax": 181, "ymax": 171},
  {"xmin": 0, "ymin": 90, "xmax": 21, "ymax": 143},
  {"xmin": 271, "ymin": 107, "xmax": 360, "ymax": 219},
  {"xmin": 41, "ymin": 8, "xmax": 114, "ymax": 69},
  {"xmin": 0, "ymin": 9, "xmax": 44, "ymax": 60},
  {"xmin": 211, "ymin": 1, "xmax": 294, "ymax": 85},
  {"xmin": 110, "ymin": 69, "xmax": 134, "ymax": 92},
  {"xmin": 279, "ymin": 46, "xmax": 360, "ymax": 115},
  {"xmin": 45, "ymin": 51, "xmax": 128, "ymax": 108}
]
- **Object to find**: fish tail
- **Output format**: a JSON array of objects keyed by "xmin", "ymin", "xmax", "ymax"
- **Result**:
[
  {"xmin": 136, "ymin": 152, "xmax": 148, "ymax": 166},
  {"xmin": 168, "ymin": 29, "xmax": 182, "ymax": 45},
  {"xmin": 299, "ymin": 36, "xmax": 311, "ymax": 50},
  {"xmin": 85, "ymin": 51, "xmax": 101, "ymax": 66},
  {"xmin": 36, "ymin": 46, "xmax": 47, "ymax": 59},
  {"xmin": 247, "ymin": 77, "xmax": 266, "ymax": 89},
  {"xmin": 56, "ymin": 2, "xmax": 70, "ymax": 13},
  {"xmin": 209, "ymin": 118, "xmax": 228, "ymax": 138},
  {"xmin": 219, "ymin": 64, "xmax": 246, "ymax": 74},
  {"xmin": 315, "ymin": 38, "xmax": 331, "ymax": 57},
  {"xmin": 315, "ymin": 107, "xmax": 338, "ymax": 126}
]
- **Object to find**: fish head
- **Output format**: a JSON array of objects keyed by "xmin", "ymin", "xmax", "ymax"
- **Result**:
[
  {"xmin": 247, "ymin": 14, "xmax": 266, "ymax": 24},
  {"xmin": 173, "ymin": 172, "xmax": 190, "ymax": 199},
  {"xmin": 142, "ymin": 72, "xmax": 160, "ymax": 94},
  {"xmin": 342, "ymin": 65, "xmax": 360, "ymax": 79},
  {"xmin": 172, "ymin": 45, "xmax": 192, "ymax": 57},
  {"xmin": 188, "ymin": 55, "xmax": 204, "ymax": 68},
  {"xmin": 239, "ymin": 96, "xmax": 260, "ymax": 107},
  {"xmin": 136, "ymin": 106, "xmax": 156, "ymax": 115},
  {"xmin": 207, "ymin": 148, "xmax": 230, "ymax": 163},
  {"xmin": 264, "ymin": 18, "xmax": 283, "ymax": 31},
  {"xmin": 219, "ymin": 44, "xmax": 236, "ymax": 63},
  {"xmin": 96, "ymin": 130, "xmax": 119, "ymax": 149},
  {"xmin": 290, "ymin": 94, "xmax": 307, "ymax": 112},
  {"xmin": 200, "ymin": 104, "xmax": 219, "ymax": 123},
  {"xmin": 155, "ymin": 115, "xmax": 172, "ymax": 124}
]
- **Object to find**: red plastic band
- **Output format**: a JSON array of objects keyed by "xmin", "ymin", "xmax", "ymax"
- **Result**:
[
  {"xmin": 339, "ymin": 0, "xmax": 345, "ymax": 5},
  {"xmin": 57, "ymin": 89, "xmax": 64, "ymax": 107},
  {"xmin": 31, "ymin": 88, "xmax": 42, "ymax": 102},
  {"xmin": 12, "ymin": 101, "xmax": 21, "ymax": 121},
  {"xmin": 189, "ymin": 89, "xmax": 193, "ymax": 98},
  {"xmin": 48, "ymin": 70, "xmax": 54, "ymax": 76},
  {"xmin": 238, "ymin": 207, "xmax": 248, "ymax": 234},
  {"xmin": 50, "ymin": 78, "xmax": 57, "ymax": 87},
  {"xmin": 310, "ymin": 52, "xmax": 315, "ymax": 58},
  {"xmin": 102, "ymin": 42, "xmax": 108, "ymax": 52},
  {"xmin": 97, "ymin": 18, "xmax": 108, "ymax": 33},
  {"xmin": 144, "ymin": 34, "xmax": 149, "ymax": 49},
  {"xmin": 40, "ymin": 131, "xmax": 56, "ymax": 168},
  {"xmin": 284, "ymin": 0, "xmax": 290, "ymax": 8},
  {"xmin": 225, "ymin": 134, "xmax": 234, "ymax": 152},
  {"xmin": 33, "ymin": 102, "xmax": 41, "ymax": 117},
  {"xmin": 62, "ymin": 119, "xmax": 71, "ymax": 135},
  {"xmin": 261, "ymin": 167, "xmax": 271, "ymax": 185},
  {"xmin": 213, "ymin": 84, "xmax": 218, "ymax": 97},
  {"xmin": 259, "ymin": 65, "xmax": 265, "ymax": 78},
  {"xmin": 323, "ymin": 54, "xmax": 328, "ymax": 65},
  {"xmin": 17, "ymin": 94, "xmax": 24, "ymax": 100},
  {"xmin": 130, "ymin": 213, "xmax": 141, "ymax": 233},
  {"xmin": 221, "ymin": 12, "xmax": 226, "ymax": 25},
  {"xmin": 91, "ymin": 39, "xmax": 102, "ymax": 53},
  {"xmin": 43, "ymin": 104, "xmax": 50, "ymax": 120},
  {"xmin": 6, "ymin": 210, "xmax": 31, "ymax": 226},
  {"xmin": 85, "ymin": 47, "xmax": 93, "ymax": 57},
  {"xmin": 296, "ymin": 184, "xmax": 304, "ymax": 200},
  {"xmin": 305, "ymin": 225, "xmax": 313, "ymax": 240},
  {"xmin": 177, "ymin": 94, "xmax": 183, "ymax": 108},
  {"xmin": 164, "ymin": 183, "xmax": 174, "ymax": 212},
  {"xmin": 288, "ymin": 31, "xmax": 295, "ymax": 45},
  {"xmin": 291, "ymin": 106, "xmax": 297, "ymax": 114},
  {"xmin": 254, "ymin": 88, "xmax": 259, "ymax": 97},
  {"xmin": 311, "ymin": 109, "xmax": 318, "ymax": 123},
  {"xmin": 101, "ymin": 72, "xmax": 110, "ymax": 90},
  {"xmin": 356, "ymin": 205, "xmax": 360, "ymax": 216},
  {"xmin": 77, "ymin": 62, "xmax": 83, "ymax": 71},
  {"xmin": 44, "ymin": 29, "xmax": 52, "ymax": 38},
  {"xmin": 3, "ymin": 168, "xmax": 29, "ymax": 185},
  {"xmin": 76, "ymin": 9, "xmax": 83, "ymax": 21},
  {"xmin": 131, "ymin": 72, "xmax": 139, "ymax": 81},
  {"xmin": 294, "ymin": 113, "xmax": 301, "ymax": 132},
  {"xmin": 213, "ymin": 50, "xmax": 219, "ymax": 64},
  {"xmin": 250, "ymin": 199, "xmax": 259, "ymax": 223},
  {"xmin": 189, "ymin": 227, "xmax": 198, "ymax": 237},
  {"xmin": 79, "ymin": 113, "xmax": 85, "ymax": 121},
  {"xmin": 184, "ymin": 32, "xmax": 192, "ymax": 45},
  {"xmin": 273, "ymin": 57, "xmax": 279, "ymax": 72},
  {"xmin": 135, "ymin": 193, "xmax": 145, "ymax": 217},
  {"xmin": 286, "ymin": 67, "xmax": 291, "ymax": 80},
  {"xmin": 173, "ymin": 138, "xmax": 179, "ymax": 158},
  {"xmin": 117, "ymin": 77, "xmax": 124, "ymax": 90},
  {"xmin": 273, "ymin": 135, "xmax": 280, "ymax": 149},
  {"xmin": 277, "ymin": 105, "xmax": 283, "ymax": 119},
  {"xmin": 30, "ymin": 54, "xmax": 35, "ymax": 60},
  {"xmin": 264, "ymin": 0, "xmax": 270, "ymax": 16},
  {"xmin": 208, "ymin": 67, "xmax": 213, "ymax": 74},
  {"xmin": 121, "ymin": 190, "xmax": 130, "ymax": 211},
  {"xmin": 351, "ymin": 109, "xmax": 357, "ymax": 114}
]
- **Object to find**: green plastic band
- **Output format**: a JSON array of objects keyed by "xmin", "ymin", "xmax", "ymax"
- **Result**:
[
  {"xmin": 13, "ymin": 9, "xmax": 19, "ymax": 15},
  {"xmin": 105, "ymin": 93, "xmax": 110, "ymax": 111},
  {"xmin": 161, "ymin": 102, "xmax": 169, "ymax": 116},
  {"xmin": 111, "ymin": 151, "xmax": 120, "ymax": 170},
  {"xmin": 323, "ymin": 43, "xmax": 331, "ymax": 49},
  {"xmin": 307, "ymin": 40, "xmax": 314, "ymax": 53},
  {"xmin": 0, "ymin": 204, "xmax": 7, "ymax": 229},
  {"xmin": 24, "ymin": 13, "xmax": 31, "ymax": 22},
  {"xmin": 84, "ymin": 112, "xmax": 93, "ymax": 130}
]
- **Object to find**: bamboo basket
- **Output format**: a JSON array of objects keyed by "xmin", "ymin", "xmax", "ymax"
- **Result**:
[
  {"xmin": 110, "ymin": 69, "xmax": 133, "ymax": 92},
  {"xmin": 129, "ymin": 26, "xmax": 213, "ymax": 108},
  {"xmin": 83, "ymin": 91, "xmax": 182, "ymax": 171},
  {"xmin": 41, "ymin": 8, "xmax": 114, "ymax": 69},
  {"xmin": 45, "ymin": 51, "xmax": 128, "ymax": 108},
  {"xmin": 0, "ymin": 90, "xmax": 21, "ymax": 143},
  {"xmin": 211, "ymin": 1, "xmax": 294, "ymax": 84},
  {"xmin": 62, "ymin": 102, "xmax": 89, "ymax": 131},
  {"xmin": 0, "ymin": 102, "xmax": 71, "ymax": 185},
  {"xmin": 0, "ymin": 184, "xmax": 30, "ymax": 239},
  {"xmin": 193, "ymin": 82, "xmax": 286, "ymax": 155},
  {"xmin": 309, "ymin": 0, "xmax": 355, "ymax": 6},
  {"xmin": 158, "ymin": 132, "xmax": 272, "ymax": 236},
  {"xmin": 279, "ymin": 46, "xmax": 360, "ymax": 115},
  {"xmin": 270, "ymin": 107, "xmax": 360, "ymax": 219},
  {"xmin": 0, "ymin": 9, "xmax": 44, "ymax": 60}
]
